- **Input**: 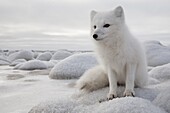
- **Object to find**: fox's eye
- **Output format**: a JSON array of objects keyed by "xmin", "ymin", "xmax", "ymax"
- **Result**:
[
  {"xmin": 103, "ymin": 24, "xmax": 110, "ymax": 28},
  {"xmin": 94, "ymin": 25, "xmax": 96, "ymax": 29}
]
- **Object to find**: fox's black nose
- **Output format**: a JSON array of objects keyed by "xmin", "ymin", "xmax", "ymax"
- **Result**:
[{"xmin": 93, "ymin": 34, "xmax": 98, "ymax": 39}]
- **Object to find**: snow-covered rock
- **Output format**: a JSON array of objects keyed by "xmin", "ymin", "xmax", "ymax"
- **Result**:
[
  {"xmin": 0, "ymin": 55, "xmax": 10, "ymax": 65},
  {"xmin": 76, "ymin": 97, "xmax": 165, "ymax": 113},
  {"xmin": 33, "ymin": 52, "xmax": 39, "ymax": 59},
  {"xmin": 49, "ymin": 53, "xmax": 98, "ymax": 79},
  {"xmin": 144, "ymin": 41, "xmax": 170, "ymax": 67},
  {"xmin": 149, "ymin": 63, "xmax": 170, "ymax": 81},
  {"xmin": 14, "ymin": 60, "xmax": 48, "ymax": 70},
  {"xmin": 42, "ymin": 60, "xmax": 60, "ymax": 68},
  {"xmin": 10, "ymin": 59, "xmax": 27, "ymax": 66},
  {"xmin": 51, "ymin": 50, "xmax": 72, "ymax": 60},
  {"xmin": 153, "ymin": 89, "xmax": 170, "ymax": 113},
  {"xmin": 0, "ymin": 60, "xmax": 10, "ymax": 65},
  {"xmin": 8, "ymin": 50, "xmax": 34, "ymax": 62},
  {"xmin": 29, "ymin": 96, "xmax": 166, "ymax": 113},
  {"xmin": 36, "ymin": 52, "xmax": 52, "ymax": 61}
]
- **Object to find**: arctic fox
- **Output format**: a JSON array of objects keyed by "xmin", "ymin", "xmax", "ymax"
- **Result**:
[{"xmin": 76, "ymin": 6, "xmax": 148, "ymax": 100}]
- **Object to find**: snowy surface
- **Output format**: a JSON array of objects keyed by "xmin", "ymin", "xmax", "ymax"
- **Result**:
[
  {"xmin": 0, "ymin": 66, "xmax": 76, "ymax": 113},
  {"xmin": 0, "ymin": 46, "xmax": 170, "ymax": 113}
]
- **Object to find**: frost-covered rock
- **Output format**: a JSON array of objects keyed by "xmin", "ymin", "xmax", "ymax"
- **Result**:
[
  {"xmin": 14, "ymin": 60, "xmax": 48, "ymax": 70},
  {"xmin": 49, "ymin": 53, "xmax": 98, "ymax": 79},
  {"xmin": 10, "ymin": 59, "xmax": 26, "ymax": 66},
  {"xmin": 0, "ymin": 60, "xmax": 10, "ymax": 65},
  {"xmin": 144, "ymin": 41, "xmax": 170, "ymax": 67},
  {"xmin": 7, "ymin": 50, "xmax": 17, "ymax": 56},
  {"xmin": 0, "ymin": 55, "xmax": 10, "ymax": 65},
  {"xmin": 149, "ymin": 63, "xmax": 170, "ymax": 81},
  {"xmin": 8, "ymin": 50, "xmax": 34, "ymax": 62},
  {"xmin": 36, "ymin": 52, "xmax": 52, "ymax": 61},
  {"xmin": 33, "ymin": 52, "xmax": 39, "ymax": 59},
  {"xmin": 153, "ymin": 89, "xmax": 170, "ymax": 113},
  {"xmin": 42, "ymin": 60, "xmax": 60, "ymax": 68},
  {"xmin": 51, "ymin": 50, "xmax": 72, "ymax": 60}
]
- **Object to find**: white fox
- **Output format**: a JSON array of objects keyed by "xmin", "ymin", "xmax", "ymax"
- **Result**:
[{"xmin": 76, "ymin": 6, "xmax": 148, "ymax": 100}]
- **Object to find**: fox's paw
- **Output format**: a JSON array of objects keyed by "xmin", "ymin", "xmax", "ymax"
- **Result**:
[
  {"xmin": 123, "ymin": 89, "xmax": 135, "ymax": 97},
  {"xmin": 107, "ymin": 92, "xmax": 117, "ymax": 100}
]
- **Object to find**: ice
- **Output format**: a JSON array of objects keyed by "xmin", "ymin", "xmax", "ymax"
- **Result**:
[{"xmin": 49, "ymin": 53, "xmax": 98, "ymax": 79}]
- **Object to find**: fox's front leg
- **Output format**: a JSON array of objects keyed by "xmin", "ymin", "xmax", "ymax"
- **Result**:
[
  {"xmin": 124, "ymin": 63, "xmax": 136, "ymax": 97},
  {"xmin": 107, "ymin": 67, "xmax": 117, "ymax": 100}
]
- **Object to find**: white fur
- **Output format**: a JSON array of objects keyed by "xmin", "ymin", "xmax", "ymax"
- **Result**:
[{"xmin": 76, "ymin": 6, "xmax": 148, "ymax": 99}]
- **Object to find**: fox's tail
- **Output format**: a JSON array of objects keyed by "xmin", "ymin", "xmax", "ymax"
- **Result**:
[{"xmin": 75, "ymin": 65, "xmax": 108, "ymax": 92}]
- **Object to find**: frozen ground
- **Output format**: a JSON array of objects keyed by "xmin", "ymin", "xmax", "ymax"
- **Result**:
[
  {"xmin": 0, "ymin": 66, "xmax": 76, "ymax": 113},
  {"xmin": 1, "ymin": 41, "xmax": 170, "ymax": 113}
]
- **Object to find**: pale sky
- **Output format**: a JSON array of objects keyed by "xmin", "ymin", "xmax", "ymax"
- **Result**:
[{"xmin": 0, "ymin": 0, "xmax": 170, "ymax": 50}]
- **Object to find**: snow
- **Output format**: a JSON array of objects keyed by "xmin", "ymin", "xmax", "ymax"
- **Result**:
[
  {"xmin": 0, "ymin": 66, "xmax": 75, "ymax": 113},
  {"xmin": 49, "ymin": 53, "xmax": 98, "ymax": 79},
  {"xmin": 14, "ymin": 60, "xmax": 48, "ymax": 70},
  {"xmin": 144, "ymin": 41, "xmax": 170, "ymax": 67},
  {"xmin": 153, "ymin": 90, "xmax": 170, "ymax": 113},
  {"xmin": 29, "ymin": 97, "xmax": 166, "ymax": 113},
  {"xmin": 51, "ymin": 50, "xmax": 73, "ymax": 60},
  {"xmin": 0, "ymin": 55, "xmax": 10, "ymax": 65},
  {"xmin": 0, "ymin": 60, "xmax": 10, "ymax": 65},
  {"xmin": 149, "ymin": 63, "xmax": 170, "ymax": 81},
  {"xmin": 10, "ymin": 59, "xmax": 27, "ymax": 66},
  {"xmin": 0, "ymin": 46, "xmax": 170, "ymax": 113},
  {"xmin": 8, "ymin": 50, "xmax": 34, "ymax": 62},
  {"xmin": 36, "ymin": 51, "xmax": 52, "ymax": 61}
]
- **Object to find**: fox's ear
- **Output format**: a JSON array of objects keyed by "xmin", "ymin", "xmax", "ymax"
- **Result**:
[
  {"xmin": 90, "ymin": 10, "xmax": 97, "ymax": 21},
  {"xmin": 114, "ymin": 6, "xmax": 124, "ymax": 17}
]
